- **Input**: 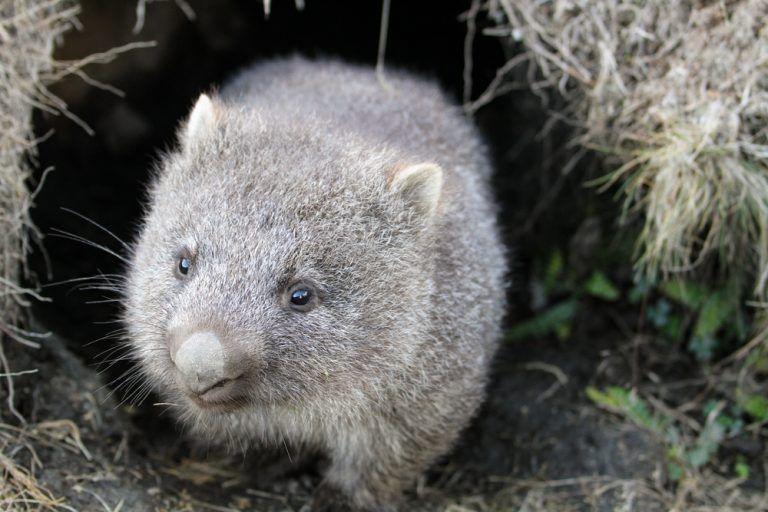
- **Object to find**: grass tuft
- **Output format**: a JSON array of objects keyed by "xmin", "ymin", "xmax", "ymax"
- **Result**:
[{"xmin": 471, "ymin": 0, "xmax": 768, "ymax": 291}]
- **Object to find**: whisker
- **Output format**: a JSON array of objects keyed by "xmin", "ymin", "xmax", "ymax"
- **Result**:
[
  {"xmin": 94, "ymin": 319, "xmax": 125, "ymax": 325},
  {"xmin": 94, "ymin": 347, "xmax": 139, "ymax": 370},
  {"xmin": 132, "ymin": 383, "xmax": 154, "ymax": 406},
  {"xmin": 93, "ymin": 344, "xmax": 134, "ymax": 368},
  {"xmin": 85, "ymin": 298, "xmax": 123, "ymax": 305},
  {"xmin": 42, "ymin": 273, "xmax": 126, "ymax": 288},
  {"xmin": 79, "ymin": 283, "xmax": 124, "ymax": 290},
  {"xmin": 101, "ymin": 366, "xmax": 141, "ymax": 397},
  {"xmin": 84, "ymin": 328, "xmax": 127, "ymax": 347},
  {"xmin": 117, "ymin": 373, "xmax": 153, "ymax": 407},
  {"xmin": 95, "ymin": 354, "xmax": 132, "ymax": 371},
  {"xmin": 93, "ymin": 342, "xmax": 131, "ymax": 361},
  {"xmin": 49, "ymin": 228, "xmax": 128, "ymax": 264},
  {"xmin": 61, "ymin": 207, "xmax": 131, "ymax": 251}
]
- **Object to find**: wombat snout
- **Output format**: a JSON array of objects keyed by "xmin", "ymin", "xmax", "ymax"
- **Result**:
[{"xmin": 170, "ymin": 330, "xmax": 244, "ymax": 397}]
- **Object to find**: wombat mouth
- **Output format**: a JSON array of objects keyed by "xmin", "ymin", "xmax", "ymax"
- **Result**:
[
  {"xmin": 187, "ymin": 376, "xmax": 247, "ymax": 411},
  {"xmin": 189, "ymin": 393, "xmax": 248, "ymax": 412}
]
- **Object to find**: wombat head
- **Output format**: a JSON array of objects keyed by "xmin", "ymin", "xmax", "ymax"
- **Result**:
[{"xmin": 125, "ymin": 94, "xmax": 444, "ymax": 424}]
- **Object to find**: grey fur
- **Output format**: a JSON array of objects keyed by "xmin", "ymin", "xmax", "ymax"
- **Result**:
[{"xmin": 124, "ymin": 56, "xmax": 507, "ymax": 511}]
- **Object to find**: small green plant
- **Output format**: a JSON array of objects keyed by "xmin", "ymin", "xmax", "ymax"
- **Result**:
[
  {"xmin": 583, "ymin": 270, "xmax": 620, "ymax": 301},
  {"xmin": 739, "ymin": 393, "xmax": 768, "ymax": 423},
  {"xmin": 506, "ymin": 298, "xmax": 578, "ymax": 341},
  {"xmin": 586, "ymin": 386, "xmax": 663, "ymax": 432},
  {"xmin": 587, "ymin": 387, "xmax": 746, "ymax": 482},
  {"xmin": 656, "ymin": 277, "xmax": 748, "ymax": 361},
  {"xmin": 507, "ymin": 250, "xmax": 622, "ymax": 341}
]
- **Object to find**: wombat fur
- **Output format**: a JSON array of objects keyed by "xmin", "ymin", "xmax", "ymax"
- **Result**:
[{"xmin": 125, "ymin": 56, "xmax": 507, "ymax": 511}]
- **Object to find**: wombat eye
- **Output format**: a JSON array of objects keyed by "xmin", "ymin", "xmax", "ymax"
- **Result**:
[
  {"xmin": 286, "ymin": 283, "xmax": 318, "ymax": 312},
  {"xmin": 291, "ymin": 289, "xmax": 310, "ymax": 305},
  {"xmin": 176, "ymin": 256, "xmax": 192, "ymax": 277}
]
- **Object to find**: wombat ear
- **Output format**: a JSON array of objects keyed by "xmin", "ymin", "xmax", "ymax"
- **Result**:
[
  {"xmin": 183, "ymin": 94, "xmax": 217, "ymax": 147},
  {"xmin": 388, "ymin": 163, "xmax": 443, "ymax": 217}
]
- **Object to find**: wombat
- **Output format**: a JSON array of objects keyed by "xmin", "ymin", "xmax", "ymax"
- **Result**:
[{"xmin": 125, "ymin": 56, "xmax": 506, "ymax": 511}]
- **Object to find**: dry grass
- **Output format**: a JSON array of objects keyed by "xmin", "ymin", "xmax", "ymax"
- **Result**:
[
  {"xmin": 0, "ymin": 421, "xmax": 90, "ymax": 511},
  {"xmin": 470, "ymin": 0, "xmax": 768, "ymax": 292},
  {"xmin": 417, "ymin": 475, "xmax": 664, "ymax": 512},
  {"xmin": 0, "ymin": 0, "xmax": 79, "ymax": 426},
  {"xmin": 0, "ymin": 0, "xmax": 150, "ymax": 406},
  {"xmin": 1, "ymin": 2, "xmax": 152, "ymax": 509}
]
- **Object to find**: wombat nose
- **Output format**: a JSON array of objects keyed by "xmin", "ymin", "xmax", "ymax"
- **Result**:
[{"xmin": 171, "ymin": 331, "xmax": 237, "ymax": 395}]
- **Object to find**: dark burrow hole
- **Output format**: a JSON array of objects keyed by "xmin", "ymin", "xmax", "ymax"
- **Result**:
[{"xmin": 26, "ymin": 0, "xmax": 607, "ymax": 493}]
